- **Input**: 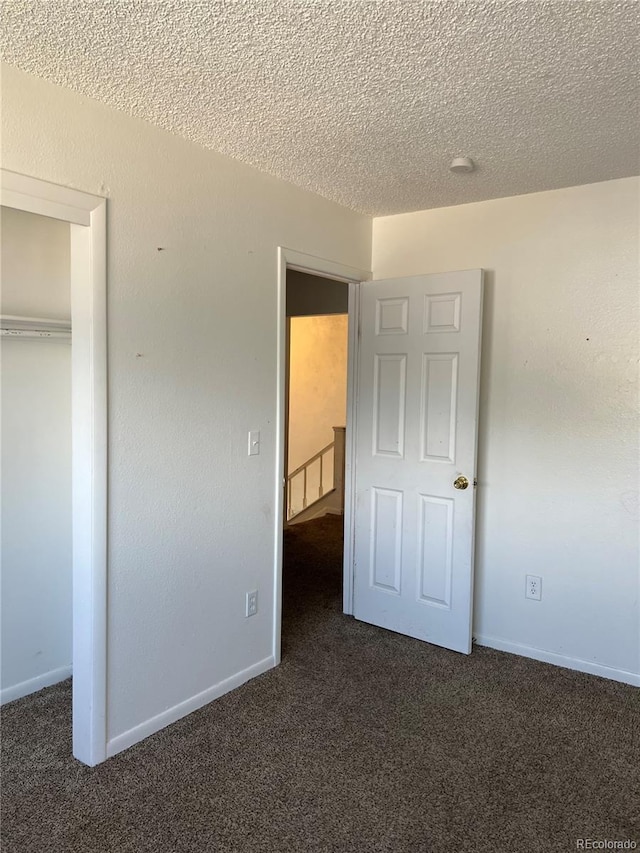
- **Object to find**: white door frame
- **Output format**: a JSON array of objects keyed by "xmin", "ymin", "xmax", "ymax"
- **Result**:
[
  {"xmin": 1, "ymin": 169, "xmax": 107, "ymax": 766},
  {"xmin": 273, "ymin": 248, "xmax": 370, "ymax": 663}
]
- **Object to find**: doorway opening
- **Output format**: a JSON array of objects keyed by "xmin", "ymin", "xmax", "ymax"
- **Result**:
[
  {"xmin": 281, "ymin": 270, "xmax": 349, "ymax": 658},
  {"xmin": 275, "ymin": 252, "xmax": 483, "ymax": 663},
  {"xmin": 1, "ymin": 207, "xmax": 73, "ymax": 713},
  {"xmin": 0, "ymin": 170, "xmax": 107, "ymax": 766},
  {"xmin": 273, "ymin": 248, "xmax": 367, "ymax": 665},
  {"xmin": 285, "ymin": 270, "xmax": 349, "ymax": 525}
]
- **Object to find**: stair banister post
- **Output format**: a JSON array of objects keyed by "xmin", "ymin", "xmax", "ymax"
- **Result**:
[{"xmin": 303, "ymin": 466, "xmax": 308, "ymax": 509}]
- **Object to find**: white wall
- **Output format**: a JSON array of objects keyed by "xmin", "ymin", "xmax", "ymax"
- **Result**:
[
  {"xmin": 0, "ymin": 63, "xmax": 371, "ymax": 751},
  {"xmin": 1, "ymin": 207, "xmax": 72, "ymax": 702},
  {"xmin": 372, "ymin": 177, "xmax": 640, "ymax": 683},
  {"xmin": 1, "ymin": 206, "xmax": 71, "ymax": 318}
]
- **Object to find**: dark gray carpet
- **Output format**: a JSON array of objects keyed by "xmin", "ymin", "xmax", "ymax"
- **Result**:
[{"xmin": 2, "ymin": 515, "xmax": 639, "ymax": 852}]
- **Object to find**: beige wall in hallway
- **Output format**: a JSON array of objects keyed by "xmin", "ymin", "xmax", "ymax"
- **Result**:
[{"xmin": 288, "ymin": 314, "xmax": 348, "ymax": 483}]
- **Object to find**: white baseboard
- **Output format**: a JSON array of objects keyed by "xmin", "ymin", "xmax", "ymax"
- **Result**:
[
  {"xmin": 474, "ymin": 634, "xmax": 640, "ymax": 687},
  {"xmin": 106, "ymin": 655, "xmax": 276, "ymax": 759},
  {"xmin": 0, "ymin": 665, "xmax": 72, "ymax": 705}
]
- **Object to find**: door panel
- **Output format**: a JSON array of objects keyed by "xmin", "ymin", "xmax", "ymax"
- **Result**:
[
  {"xmin": 353, "ymin": 270, "xmax": 483, "ymax": 654},
  {"xmin": 373, "ymin": 354, "xmax": 406, "ymax": 457},
  {"xmin": 370, "ymin": 487, "xmax": 403, "ymax": 593},
  {"xmin": 421, "ymin": 352, "xmax": 458, "ymax": 462}
]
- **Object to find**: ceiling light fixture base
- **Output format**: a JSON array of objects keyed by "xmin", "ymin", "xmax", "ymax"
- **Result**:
[{"xmin": 450, "ymin": 157, "xmax": 475, "ymax": 174}]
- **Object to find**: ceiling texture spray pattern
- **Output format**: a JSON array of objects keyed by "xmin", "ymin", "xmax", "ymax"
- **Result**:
[{"xmin": 1, "ymin": 0, "xmax": 638, "ymax": 215}]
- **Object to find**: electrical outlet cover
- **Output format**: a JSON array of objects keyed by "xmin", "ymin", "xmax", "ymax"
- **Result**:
[{"xmin": 525, "ymin": 574, "xmax": 542, "ymax": 601}]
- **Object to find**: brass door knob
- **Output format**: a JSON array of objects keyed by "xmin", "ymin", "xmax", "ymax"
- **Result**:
[{"xmin": 453, "ymin": 475, "xmax": 469, "ymax": 490}]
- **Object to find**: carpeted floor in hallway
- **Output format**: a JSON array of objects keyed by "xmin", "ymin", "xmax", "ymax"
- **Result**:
[{"xmin": 1, "ymin": 515, "xmax": 639, "ymax": 852}]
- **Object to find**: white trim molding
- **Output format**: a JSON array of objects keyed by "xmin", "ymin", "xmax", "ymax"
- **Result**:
[
  {"xmin": 1, "ymin": 169, "xmax": 108, "ymax": 766},
  {"xmin": 0, "ymin": 666, "xmax": 73, "ymax": 706},
  {"xmin": 342, "ymin": 281, "xmax": 360, "ymax": 616},
  {"xmin": 1, "ymin": 169, "xmax": 95, "ymax": 226},
  {"xmin": 474, "ymin": 634, "xmax": 640, "ymax": 687},
  {"xmin": 106, "ymin": 656, "xmax": 275, "ymax": 758}
]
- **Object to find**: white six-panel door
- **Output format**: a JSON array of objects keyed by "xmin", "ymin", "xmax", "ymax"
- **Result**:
[{"xmin": 352, "ymin": 270, "xmax": 483, "ymax": 654}]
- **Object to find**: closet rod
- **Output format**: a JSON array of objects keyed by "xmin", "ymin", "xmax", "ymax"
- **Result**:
[{"xmin": 0, "ymin": 314, "xmax": 71, "ymax": 339}]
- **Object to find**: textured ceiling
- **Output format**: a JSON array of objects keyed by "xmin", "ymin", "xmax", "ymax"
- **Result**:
[{"xmin": 1, "ymin": 0, "xmax": 639, "ymax": 215}]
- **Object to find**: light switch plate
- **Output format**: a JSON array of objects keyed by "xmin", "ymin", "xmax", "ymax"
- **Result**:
[{"xmin": 248, "ymin": 430, "xmax": 260, "ymax": 456}]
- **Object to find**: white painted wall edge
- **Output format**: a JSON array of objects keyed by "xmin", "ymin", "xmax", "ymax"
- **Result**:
[
  {"xmin": 474, "ymin": 634, "xmax": 640, "ymax": 687},
  {"xmin": 106, "ymin": 655, "xmax": 276, "ymax": 759},
  {"xmin": 70, "ymin": 205, "xmax": 108, "ymax": 767},
  {"xmin": 0, "ymin": 665, "xmax": 72, "ymax": 706}
]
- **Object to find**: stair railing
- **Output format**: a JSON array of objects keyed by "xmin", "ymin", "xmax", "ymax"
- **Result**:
[{"xmin": 286, "ymin": 441, "xmax": 335, "ymax": 521}]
